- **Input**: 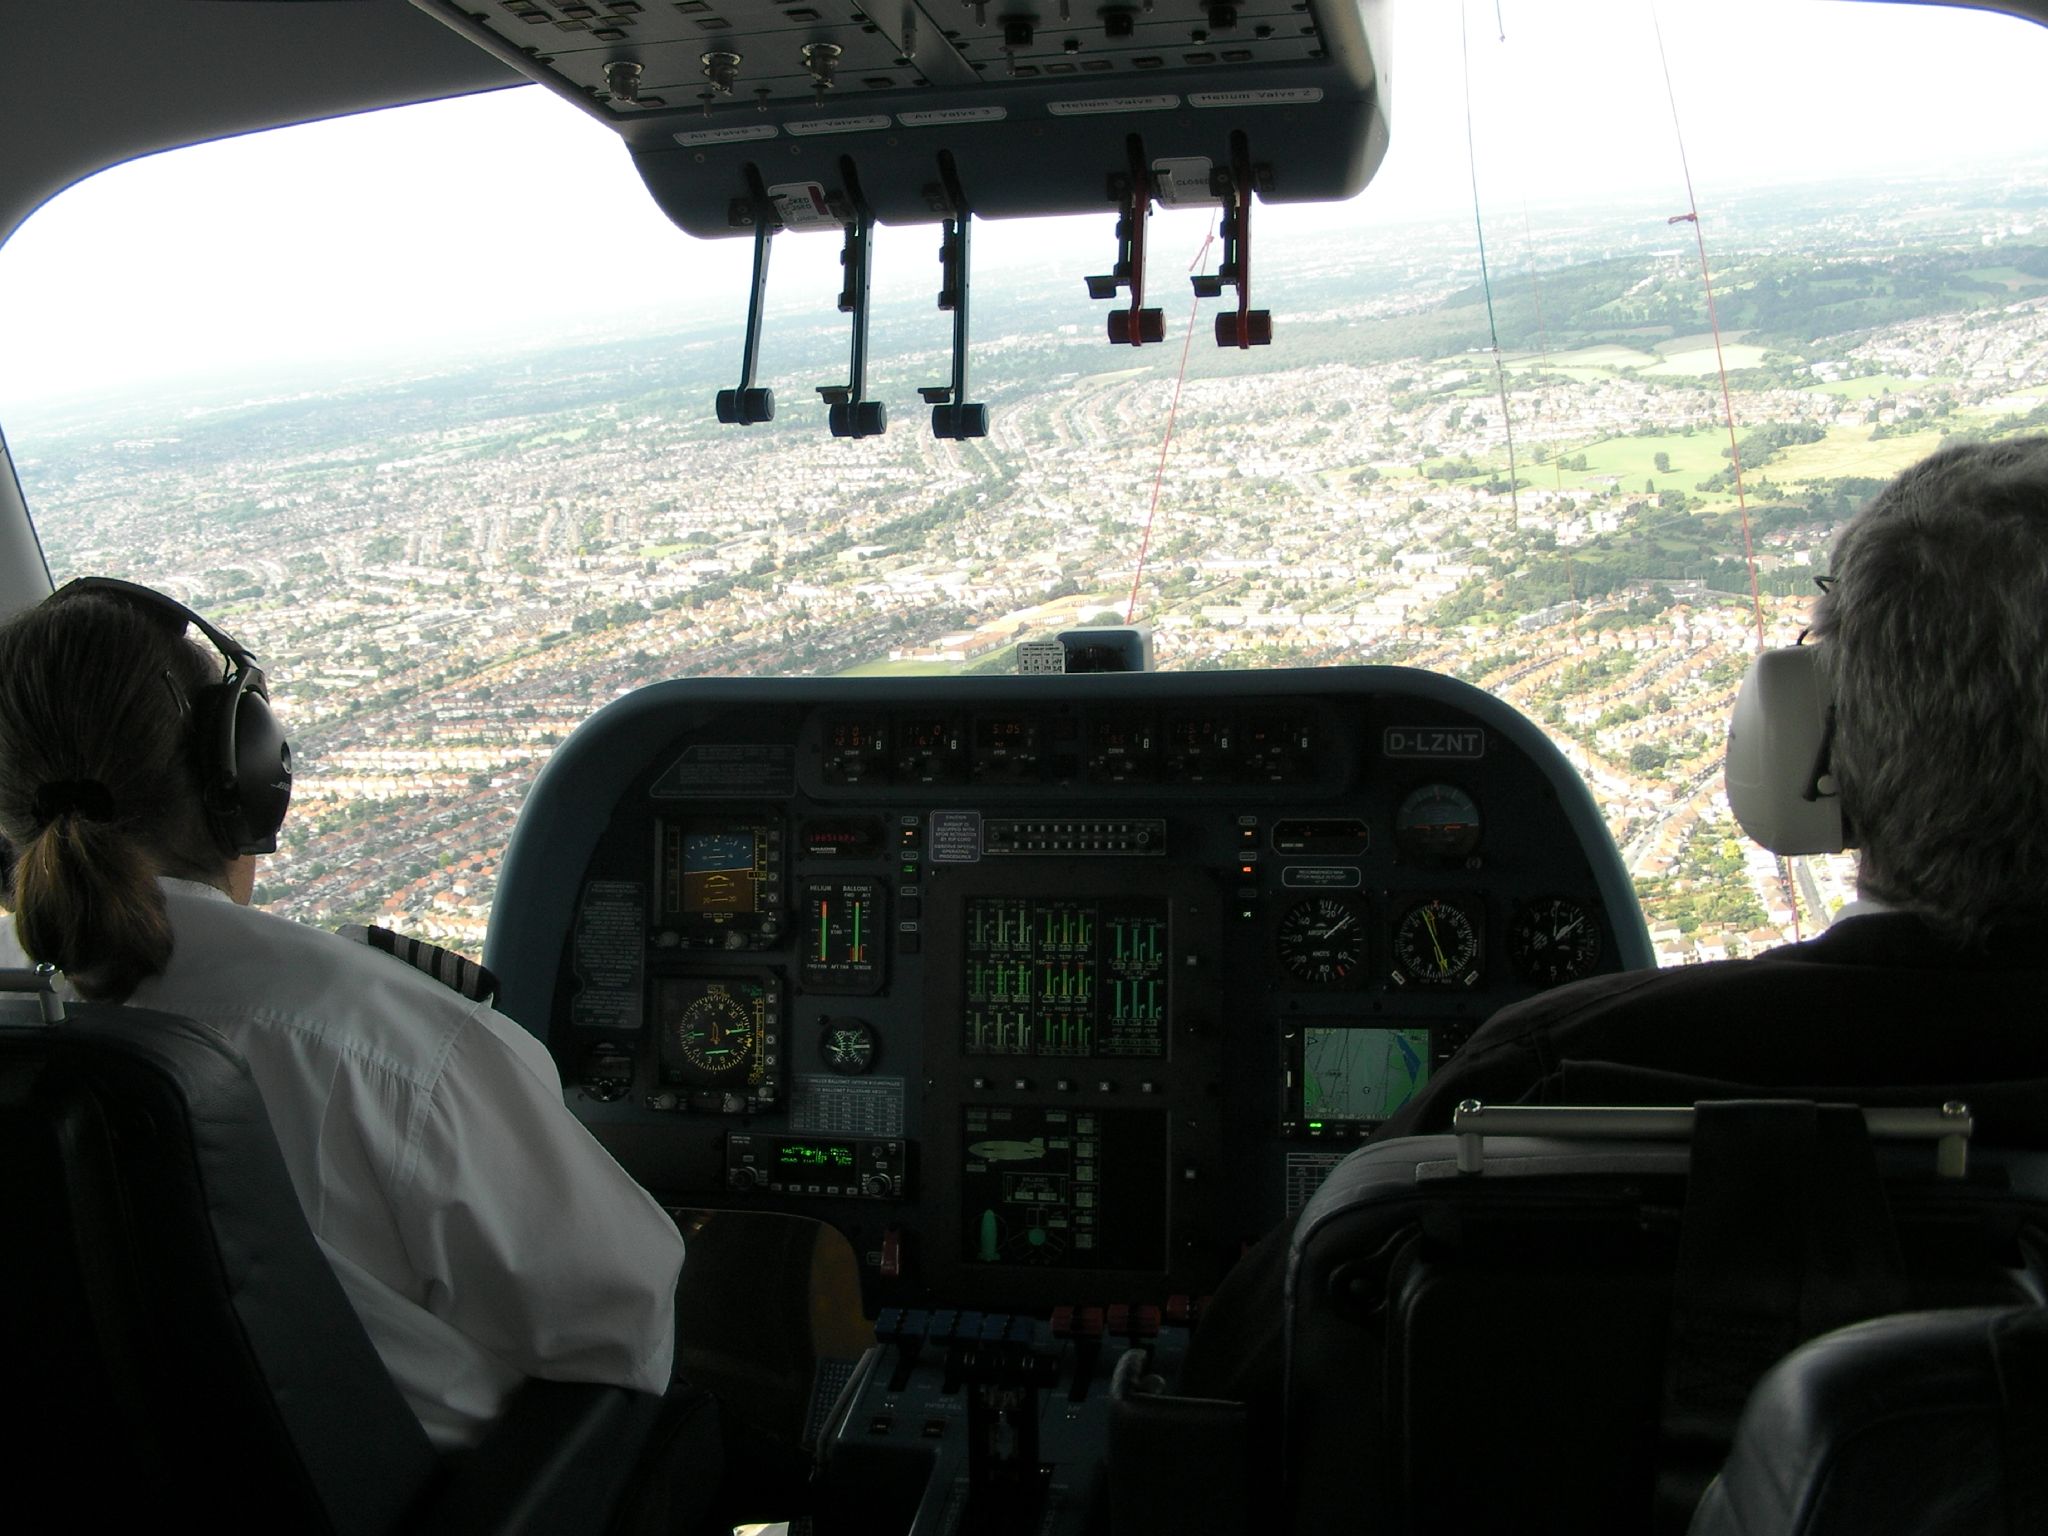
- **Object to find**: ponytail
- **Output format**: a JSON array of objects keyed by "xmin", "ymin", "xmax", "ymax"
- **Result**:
[{"xmin": 14, "ymin": 811, "xmax": 172, "ymax": 1002}]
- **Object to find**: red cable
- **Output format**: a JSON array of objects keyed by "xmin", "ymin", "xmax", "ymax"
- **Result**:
[
  {"xmin": 1126, "ymin": 221, "xmax": 1217, "ymax": 624},
  {"xmin": 1651, "ymin": 1, "xmax": 1796, "ymax": 943}
]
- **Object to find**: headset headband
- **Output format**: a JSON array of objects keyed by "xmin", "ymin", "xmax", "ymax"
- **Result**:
[
  {"xmin": 43, "ymin": 575, "xmax": 292, "ymax": 856},
  {"xmin": 50, "ymin": 575, "xmax": 261, "ymax": 676}
]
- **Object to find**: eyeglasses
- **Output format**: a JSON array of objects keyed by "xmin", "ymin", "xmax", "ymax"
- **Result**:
[{"xmin": 1797, "ymin": 575, "xmax": 1835, "ymax": 645}]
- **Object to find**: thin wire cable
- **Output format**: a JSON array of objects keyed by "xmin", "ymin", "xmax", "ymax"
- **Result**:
[
  {"xmin": 1461, "ymin": 0, "xmax": 1522, "ymax": 525},
  {"xmin": 1649, "ymin": 0, "xmax": 1796, "ymax": 940},
  {"xmin": 1126, "ymin": 219, "xmax": 1217, "ymax": 624},
  {"xmin": 1649, "ymin": 0, "xmax": 1763, "ymax": 650}
]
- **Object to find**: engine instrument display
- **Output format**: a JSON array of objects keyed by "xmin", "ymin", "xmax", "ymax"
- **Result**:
[
  {"xmin": 1296, "ymin": 1025, "xmax": 1433, "ymax": 1124},
  {"xmin": 655, "ymin": 973, "xmax": 782, "ymax": 1110},
  {"xmin": 963, "ymin": 896, "xmax": 1168, "ymax": 1058},
  {"xmin": 961, "ymin": 1104, "xmax": 1168, "ymax": 1272},
  {"xmin": 800, "ymin": 879, "xmax": 884, "ymax": 993},
  {"xmin": 657, "ymin": 817, "xmax": 784, "ymax": 947}
]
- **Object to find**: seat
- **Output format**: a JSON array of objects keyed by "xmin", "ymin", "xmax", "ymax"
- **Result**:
[
  {"xmin": 1279, "ymin": 1102, "xmax": 2048, "ymax": 1536},
  {"xmin": 1688, "ymin": 1306, "xmax": 2048, "ymax": 1536},
  {"xmin": 1113, "ymin": 1099, "xmax": 2048, "ymax": 1536},
  {"xmin": 0, "ymin": 992, "xmax": 670, "ymax": 1533}
]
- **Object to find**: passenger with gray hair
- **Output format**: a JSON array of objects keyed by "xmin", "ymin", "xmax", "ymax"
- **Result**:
[{"xmin": 1181, "ymin": 434, "xmax": 2048, "ymax": 1410}]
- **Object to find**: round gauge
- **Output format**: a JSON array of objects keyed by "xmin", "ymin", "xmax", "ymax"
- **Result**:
[
  {"xmin": 1394, "ymin": 784, "xmax": 1483, "ymax": 864},
  {"xmin": 1508, "ymin": 897, "xmax": 1603, "ymax": 986},
  {"xmin": 820, "ymin": 1018, "xmax": 877, "ymax": 1075},
  {"xmin": 1392, "ymin": 897, "xmax": 1483, "ymax": 987},
  {"xmin": 1276, "ymin": 895, "xmax": 1370, "ymax": 986},
  {"xmin": 668, "ymin": 990, "xmax": 759, "ymax": 1079}
]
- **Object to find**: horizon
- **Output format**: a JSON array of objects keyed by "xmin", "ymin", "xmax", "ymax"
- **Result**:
[{"xmin": 5, "ymin": 0, "xmax": 2048, "ymax": 421}]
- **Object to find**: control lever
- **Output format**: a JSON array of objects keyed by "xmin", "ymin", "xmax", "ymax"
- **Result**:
[
  {"xmin": 715, "ymin": 174, "xmax": 778, "ymax": 424},
  {"xmin": 920, "ymin": 156, "xmax": 990, "ymax": 439},
  {"xmin": 961, "ymin": 1330, "xmax": 1058, "ymax": 1535},
  {"xmin": 1086, "ymin": 136, "xmax": 1165, "ymax": 347},
  {"xmin": 818, "ymin": 160, "xmax": 886, "ymax": 438},
  {"xmin": 1196, "ymin": 132, "xmax": 1272, "ymax": 349}
]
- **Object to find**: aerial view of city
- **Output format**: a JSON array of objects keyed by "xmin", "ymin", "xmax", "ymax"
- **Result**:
[{"xmin": 7, "ymin": 147, "xmax": 2047, "ymax": 966}]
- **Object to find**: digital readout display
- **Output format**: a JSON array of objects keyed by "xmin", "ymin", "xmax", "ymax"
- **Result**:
[
  {"xmin": 963, "ymin": 897, "xmax": 1168, "ymax": 1058},
  {"xmin": 775, "ymin": 1140, "xmax": 856, "ymax": 1172}
]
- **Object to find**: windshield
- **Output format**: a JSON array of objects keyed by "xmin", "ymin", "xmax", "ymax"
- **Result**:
[{"xmin": 3, "ymin": 0, "xmax": 2046, "ymax": 962}]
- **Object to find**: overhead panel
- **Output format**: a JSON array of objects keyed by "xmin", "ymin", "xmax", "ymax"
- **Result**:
[{"xmin": 412, "ymin": 0, "xmax": 1390, "ymax": 235}]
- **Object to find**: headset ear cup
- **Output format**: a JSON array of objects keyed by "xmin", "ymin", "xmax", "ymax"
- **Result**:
[
  {"xmin": 185, "ymin": 681, "xmax": 242, "ymax": 842},
  {"xmin": 231, "ymin": 688, "xmax": 292, "ymax": 855}
]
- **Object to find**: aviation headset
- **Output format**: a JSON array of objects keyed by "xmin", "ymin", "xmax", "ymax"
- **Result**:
[
  {"xmin": 1724, "ymin": 641, "xmax": 1852, "ymax": 857},
  {"xmin": 48, "ymin": 576, "xmax": 293, "ymax": 855}
]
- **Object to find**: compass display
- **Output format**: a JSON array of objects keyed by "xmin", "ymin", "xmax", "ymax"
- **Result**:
[{"xmin": 654, "ymin": 974, "xmax": 781, "ymax": 1109}]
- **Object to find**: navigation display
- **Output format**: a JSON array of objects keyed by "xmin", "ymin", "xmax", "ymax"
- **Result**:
[
  {"xmin": 1300, "ymin": 1025, "xmax": 1432, "ymax": 1123},
  {"xmin": 960, "ymin": 1104, "xmax": 1168, "ymax": 1271},
  {"xmin": 962, "ymin": 896, "xmax": 1168, "ymax": 1058}
]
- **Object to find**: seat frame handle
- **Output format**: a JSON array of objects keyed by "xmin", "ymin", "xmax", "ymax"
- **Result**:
[
  {"xmin": 1450, "ymin": 1098, "xmax": 1974, "ymax": 1178},
  {"xmin": 0, "ymin": 963, "xmax": 66, "ymax": 1023}
]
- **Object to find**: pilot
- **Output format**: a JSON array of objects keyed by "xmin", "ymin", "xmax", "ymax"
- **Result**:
[
  {"xmin": 1184, "ymin": 433, "xmax": 2048, "ymax": 1421},
  {"xmin": 0, "ymin": 582, "xmax": 687, "ymax": 1456}
]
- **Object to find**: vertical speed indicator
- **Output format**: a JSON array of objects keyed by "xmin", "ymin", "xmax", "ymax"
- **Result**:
[{"xmin": 800, "ymin": 879, "xmax": 886, "ymax": 995}]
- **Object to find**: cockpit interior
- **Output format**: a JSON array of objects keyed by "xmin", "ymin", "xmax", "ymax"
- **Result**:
[{"xmin": 7, "ymin": 2, "xmax": 2048, "ymax": 1533}]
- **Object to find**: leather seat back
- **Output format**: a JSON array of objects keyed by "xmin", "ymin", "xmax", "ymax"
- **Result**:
[
  {"xmin": 1689, "ymin": 1306, "xmax": 2048, "ymax": 1536},
  {"xmin": 0, "ymin": 998, "xmax": 439, "ymax": 1532},
  {"xmin": 1283, "ymin": 1116, "xmax": 2048, "ymax": 1536}
]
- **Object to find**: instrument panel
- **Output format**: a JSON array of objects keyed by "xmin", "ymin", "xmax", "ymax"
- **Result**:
[{"xmin": 488, "ymin": 667, "xmax": 1650, "ymax": 1312}]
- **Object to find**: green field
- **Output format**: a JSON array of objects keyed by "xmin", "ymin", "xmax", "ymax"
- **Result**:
[
  {"xmin": 1504, "ymin": 343, "xmax": 1662, "ymax": 375},
  {"xmin": 1962, "ymin": 266, "xmax": 2048, "ymax": 291},
  {"xmin": 1770, "ymin": 426, "xmax": 1947, "ymax": 481},
  {"xmin": 1566, "ymin": 431, "xmax": 1734, "ymax": 491},
  {"xmin": 1807, "ymin": 374, "xmax": 1921, "ymax": 400},
  {"xmin": 1644, "ymin": 343, "xmax": 1768, "ymax": 377},
  {"xmin": 835, "ymin": 656, "xmax": 958, "ymax": 677}
]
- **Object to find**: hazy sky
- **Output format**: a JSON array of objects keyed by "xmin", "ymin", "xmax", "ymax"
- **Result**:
[{"xmin": 4, "ymin": 0, "xmax": 2047, "ymax": 409}]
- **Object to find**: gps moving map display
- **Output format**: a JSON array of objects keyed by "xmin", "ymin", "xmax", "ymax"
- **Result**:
[
  {"xmin": 1300, "ymin": 1025, "xmax": 1433, "ymax": 1124},
  {"xmin": 963, "ymin": 897, "xmax": 1168, "ymax": 1057},
  {"xmin": 960, "ymin": 1104, "xmax": 1168, "ymax": 1272}
]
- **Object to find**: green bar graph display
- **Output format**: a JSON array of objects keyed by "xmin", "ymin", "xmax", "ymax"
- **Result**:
[{"xmin": 962, "ymin": 896, "xmax": 1167, "ymax": 1059}]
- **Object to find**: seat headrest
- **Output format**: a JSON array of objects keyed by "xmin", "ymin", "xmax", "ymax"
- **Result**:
[{"xmin": 1724, "ymin": 645, "xmax": 1850, "ymax": 856}]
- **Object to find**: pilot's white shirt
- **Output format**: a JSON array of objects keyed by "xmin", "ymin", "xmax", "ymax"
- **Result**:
[{"xmin": 4, "ymin": 877, "xmax": 684, "ymax": 1450}]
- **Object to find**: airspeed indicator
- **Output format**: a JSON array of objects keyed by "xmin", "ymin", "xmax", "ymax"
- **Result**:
[{"xmin": 1276, "ymin": 895, "xmax": 1370, "ymax": 987}]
